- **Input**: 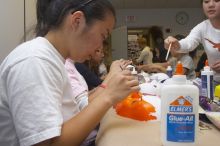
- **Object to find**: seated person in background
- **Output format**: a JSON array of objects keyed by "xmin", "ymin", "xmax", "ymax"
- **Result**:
[
  {"xmin": 137, "ymin": 51, "xmax": 196, "ymax": 80},
  {"xmin": 147, "ymin": 26, "xmax": 167, "ymax": 63},
  {"xmin": 170, "ymin": 34, "xmax": 196, "ymax": 80},
  {"xmin": 75, "ymin": 46, "xmax": 105, "ymax": 90},
  {"xmin": 65, "ymin": 59, "xmax": 98, "ymax": 146},
  {"xmin": 65, "ymin": 58, "xmax": 89, "ymax": 107},
  {"xmin": 135, "ymin": 37, "xmax": 153, "ymax": 65},
  {"xmin": 152, "ymin": 47, "xmax": 167, "ymax": 63},
  {"xmin": 138, "ymin": 35, "xmax": 196, "ymax": 80},
  {"xmin": 65, "ymin": 58, "xmax": 133, "ymax": 146},
  {"xmin": 169, "ymin": 48, "xmax": 196, "ymax": 80}
]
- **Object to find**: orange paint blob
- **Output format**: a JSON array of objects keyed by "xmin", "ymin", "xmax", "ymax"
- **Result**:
[{"xmin": 115, "ymin": 92, "xmax": 157, "ymax": 121}]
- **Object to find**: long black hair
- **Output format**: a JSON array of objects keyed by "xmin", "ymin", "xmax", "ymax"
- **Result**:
[{"xmin": 35, "ymin": 0, "xmax": 116, "ymax": 37}]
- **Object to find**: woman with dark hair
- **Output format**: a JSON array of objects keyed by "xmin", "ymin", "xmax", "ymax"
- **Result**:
[
  {"xmin": 0, "ymin": 0, "xmax": 139, "ymax": 146},
  {"xmin": 148, "ymin": 26, "xmax": 167, "ymax": 63},
  {"xmin": 165, "ymin": 0, "xmax": 220, "ymax": 86}
]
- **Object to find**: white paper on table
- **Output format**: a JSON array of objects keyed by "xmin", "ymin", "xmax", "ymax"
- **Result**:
[
  {"xmin": 142, "ymin": 95, "xmax": 161, "ymax": 121},
  {"xmin": 140, "ymin": 81, "xmax": 158, "ymax": 96},
  {"xmin": 150, "ymin": 73, "xmax": 169, "ymax": 81}
]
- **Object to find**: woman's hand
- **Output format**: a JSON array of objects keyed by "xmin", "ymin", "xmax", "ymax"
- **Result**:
[
  {"xmin": 103, "ymin": 60, "xmax": 139, "ymax": 104},
  {"xmin": 211, "ymin": 60, "xmax": 220, "ymax": 73},
  {"xmin": 136, "ymin": 65, "xmax": 150, "ymax": 72},
  {"xmin": 164, "ymin": 36, "xmax": 181, "ymax": 50},
  {"xmin": 148, "ymin": 64, "xmax": 166, "ymax": 73},
  {"xmin": 109, "ymin": 59, "xmax": 132, "ymax": 72},
  {"xmin": 137, "ymin": 64, "xmax": 166, "ymax": 73},
  {"xmin": 118, "ymin": 59, "xmax": 133, "ymax": 70}
]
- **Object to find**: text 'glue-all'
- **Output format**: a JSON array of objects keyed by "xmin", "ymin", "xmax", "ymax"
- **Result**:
[
  {"xmin": 161, "ymin": 61, "xmax": 199, "ymax": 146},
  {"xmin": 201, "ymin": 60, "xmax": 214, "ymax": 100}
]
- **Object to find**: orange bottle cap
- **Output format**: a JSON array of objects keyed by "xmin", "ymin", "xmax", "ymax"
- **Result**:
[
  {"xmin": 205, "ymin": 60, "xmax": 209, "ymax": 66},
  {"xmin": 175, "ymin": 61, "xmax": 183, "ymax": 75}
]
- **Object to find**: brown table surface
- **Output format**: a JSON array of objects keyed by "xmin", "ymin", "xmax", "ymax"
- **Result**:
[{"xmin": 96, "ymin": 108, "xmax": 220, "ymax": 146}]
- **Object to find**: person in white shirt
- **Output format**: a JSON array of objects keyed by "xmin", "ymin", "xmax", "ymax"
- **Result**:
[
  {"xmin": 0, "ymin": 0, "xmax": 139, "ymax": 146},
  {"xmin": 164, "ymin": 0, "xmax": 220, "ymax": 84},
  {"xmin": 168, "ymin": 53, "xmax": 196, "ymax": 80},
  {"xmin": 168, "ymin": 34, "xmax": 196, "ymax": 80}
]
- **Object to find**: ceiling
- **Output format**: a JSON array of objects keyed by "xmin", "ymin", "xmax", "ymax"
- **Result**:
[{"xmin": 109, "ymin": 0, "xmax": 201, "ymax": 9}]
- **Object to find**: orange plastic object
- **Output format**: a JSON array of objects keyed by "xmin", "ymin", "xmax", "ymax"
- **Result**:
[
  {"xmin": 115, "ymin": 92, "xmax": 156, "ymax": 121},
  {"xmin": 175, "ymin": 61, "xmax": 183, "ymax": 75},
  {"xmin": 205, "ymin": 59, "xmax": 209, "ymax": 66},
  {"xmin": 128, "ymin": 91, "xmax": 142, "ymax": 99}
]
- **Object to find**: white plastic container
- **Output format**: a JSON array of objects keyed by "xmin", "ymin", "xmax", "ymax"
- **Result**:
[
  {"xmin": 131, "ymin": 66, "xmax": 138, "ymax": 80},
  {"xmin": 201, "ymin": 60, "xmax": 214, "ymax": 100},
  {"xmin": 161, "ymin": 62, "xmax": 199, "ymax": 146}
]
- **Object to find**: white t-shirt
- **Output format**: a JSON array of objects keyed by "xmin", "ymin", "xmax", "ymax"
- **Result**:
[
  {"xmin": 0, "ymin": 37, "xmax": 80, "ymax": 146},
  {"xmin": 179, "ymin": 19, "xmax": 220, "ymax": 81}
]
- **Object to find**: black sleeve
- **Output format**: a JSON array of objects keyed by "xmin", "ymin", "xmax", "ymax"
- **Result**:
[
  {"xmin": 75, "ymin": 63, "xmax": 102, "ymax": 90},
  {"xmin": 195, "ymin": 52, "xmax": 207, "ymax": 72}
]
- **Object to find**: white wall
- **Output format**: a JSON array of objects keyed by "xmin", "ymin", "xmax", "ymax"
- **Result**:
[
  {"xmin": 0, "ymin": 0, "xmax": 36, "ymax": 63},
  {"xmin": 25, "ymin": 0, "xmax": 37, "ymax": 40},
  {"xmin": 0, "ymin": 0, "xmax": 24, "ymax": 63},
  {"xmin": 0, "ymin": 3, "xmax": 204, "ymax": 63},
  {"xmin": 115, "ymin": 8, "xmax": 205, "ymax": 37}
]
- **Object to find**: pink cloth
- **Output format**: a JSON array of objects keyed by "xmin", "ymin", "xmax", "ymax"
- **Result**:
[
  {"xmin": 65, "ymin": 59, "xmax": 97, "ymax": 146},
  {"xmin": 65, "ymin": 58, "xmax": 88, "ymax": 97}
]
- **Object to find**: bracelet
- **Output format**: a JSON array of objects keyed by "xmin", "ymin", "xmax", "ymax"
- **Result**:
[{"xmin": 99, "ymin": 84, "xmax": 107, "ymax": 89}]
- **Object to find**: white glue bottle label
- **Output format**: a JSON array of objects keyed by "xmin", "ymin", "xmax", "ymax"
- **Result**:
[
  {"xmin": 161, "ymin": 62, "xmax": 199, "ymax": 146},
  {"xmin": 201, "ymin": 60, "xmax": 214, "ymax": 100}
]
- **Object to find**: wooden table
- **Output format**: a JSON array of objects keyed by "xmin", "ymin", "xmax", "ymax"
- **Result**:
[{"xmin": 96, "ymin": 108, "xmax": 220, "ymax": 146}]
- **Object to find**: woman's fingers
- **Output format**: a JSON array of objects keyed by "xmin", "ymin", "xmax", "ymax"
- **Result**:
[
  {"xmin": 120, "ymin": 60, "xmax": 132, "ymax": 70},
  {"xmin": 126, "ymin": 79, "xmax": 140, "ymax": 88},
  {"xmin": 103, "ymin": 68, "xmax": 140, "ymax": 104},
  {"xmin": 164, "ymin": 36, "xmax": 180, "ymax": 50}
]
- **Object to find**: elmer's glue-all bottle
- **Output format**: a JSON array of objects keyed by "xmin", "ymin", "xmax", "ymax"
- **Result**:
[
  {"xmin": 166, "ymin": 65, "xmax": 173, "ymax": 78},
  {"xmin": 161, "ymin": 61, "xmax": 199, "ymax": 146},
  {"xmin": 201, "ymin": 60, "xmax": 214, "ymax": 100}
]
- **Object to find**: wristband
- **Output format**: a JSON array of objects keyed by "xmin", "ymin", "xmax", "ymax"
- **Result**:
[{"xmin": 99, "ymin": 84, "xmax": 107, "ymax": 89}]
